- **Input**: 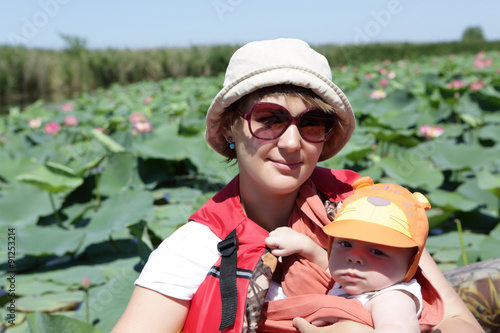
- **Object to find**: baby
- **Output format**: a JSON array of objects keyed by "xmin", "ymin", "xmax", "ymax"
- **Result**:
[{"xmin": 266, "ymin": 177, "xmax": 431, "ymax": 332}]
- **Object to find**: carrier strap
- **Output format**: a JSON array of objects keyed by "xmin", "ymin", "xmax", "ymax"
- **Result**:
[{"xmin": 217, "ymin": 229, "xmax": 239, "ymax": 330}]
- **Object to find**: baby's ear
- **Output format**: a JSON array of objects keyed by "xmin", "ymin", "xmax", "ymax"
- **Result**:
[
  {"xmin": 413, "ymin": 192, "xmax": 431, "ymax": 209},
  {"xmin": 351, "ymin": 176, "xmax": 374, "ymax": 190}
]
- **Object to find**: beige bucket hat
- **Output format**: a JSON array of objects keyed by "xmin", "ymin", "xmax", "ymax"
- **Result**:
[{"xmin": 205, "ymin": 38, "xmax": 355, "ymax": 161}]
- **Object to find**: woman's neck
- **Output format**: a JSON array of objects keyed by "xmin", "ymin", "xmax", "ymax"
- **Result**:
[{"xmin": 239, "ymin": 182, "xmax": 300, "ymax": 232}]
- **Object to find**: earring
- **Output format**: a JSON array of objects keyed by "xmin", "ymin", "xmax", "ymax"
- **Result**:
[{"xmin": 228, "ymin": 137, "xmax": 235, "ymax": 149}]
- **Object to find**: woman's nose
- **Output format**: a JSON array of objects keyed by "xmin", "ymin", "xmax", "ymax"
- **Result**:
[{"xmin": 277, "ymin": 124, "xmax": 302, "ymax": 151}]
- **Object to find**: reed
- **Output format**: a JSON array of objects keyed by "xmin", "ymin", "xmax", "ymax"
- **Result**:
[{"xmin": 0, "ymin": 40, "xmax": 498, "ymax": 107}]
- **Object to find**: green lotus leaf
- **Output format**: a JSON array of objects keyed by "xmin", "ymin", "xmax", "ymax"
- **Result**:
[
  {"xmin": 457, "ymin": 178, "xmax": 499, "ymax": 217},
  {"xmin": 338, "ymin": 132, "xmax": 375, "ymax": 163},
  {"xmin": 17, "ymin": 224, "xmax": 85, "ymax": 257},
  {"xmin": 426, "ymin": 208, "xmax": 453, "ymax": 229},
  {"xmin": 376, "ymin": 108, "xmax": 420, "ymax": 129},
  {"xmin": 15, "ymin": 275, "xmax": 69, "ymax": 296},
  {"xmin": 474, "ymin": 86, "xmax": 500, "ymax": 111},
  {"xmin": 478, "ymin": 224, "xmax": 500, "ymax": 260},
  {"xmin": 16, "ymin": 162, "xmax": 84, "ymax": 193},
  {"xmin": 90, "ymin": 128, "xmax": 126, "ymax": 153},
  {"xmin": 377, "ymin": 155, "xmax": 444, "ymax": 190},
  {"xmin": 0, "ymin": 157, "xmax": 39, "ymax": 182},
  {"xmin": 455, "ymin": 94, "xmax": 483, "ymax": 117},
  {"xmin": 26, "ymin": 311, "xmax": 101, "ymax": 333},
  {"xmin": 19, "ymin": 291, "xmax": 84, "ymax": 313},
  {"xmin": 430, "ymin": 143, "xmax": 500, "ymax": 170},
  {"xmin": 0, "ymin": 182, "xmax": 54, "ymax": 227},
  {"xmin": 478, "ymin": 124, "xmax": 500, "ymax": 143},
  {"xmin": 362, "ymin": 89, "xmax": 418, "ymax": 118},
  {"xmin": 147, "ymin": 203, "xmax": 194, "ymax": 240},
  {"xmin": 79, "ymin": 190, "xmax": 154, "ymax": 252},
  {"xmin": 98, "ymin": 152, "xmax": 138, "ymax": 195},
  {"xmin": 426, "ymin": 189, "xmax": 478, "ymax": 212},
  {"xmin": 72, "ymin": 266, "xmax": 139, "ymax": 333},
  {"xmin": 426, "ymin": 232, "xmax": 486, "ymax": 264},
  {"xmin": 476, "ymin": 169, "xmax": 500, "ymax": 194},
  {"xmin": 133, "ymin": 123, "xmax": 206, "ymax": 161}
]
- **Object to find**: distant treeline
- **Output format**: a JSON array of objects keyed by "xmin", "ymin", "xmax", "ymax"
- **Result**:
[{"xmin": 1, "ymin": 40, "xmax": 499, "ymax": 104}]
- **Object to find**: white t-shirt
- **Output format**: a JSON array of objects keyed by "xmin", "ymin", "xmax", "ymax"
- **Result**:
[
  {"xmin": 134, "ymin": 221, "xmax": 221, "ymax": 300},
  {"xmin": 328, "ymin": 280, "xmax": 423, "ymax": 316}
]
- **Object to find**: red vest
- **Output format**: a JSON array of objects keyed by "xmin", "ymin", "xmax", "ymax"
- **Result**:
[{"xmin": 183, "ymin": 167, "xmax": 359, "ymax": 332}]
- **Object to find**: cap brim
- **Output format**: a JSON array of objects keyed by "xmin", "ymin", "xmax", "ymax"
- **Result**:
[{"xmin": 323, "ymin": 219, "xmax": 419, "ymax": 248}]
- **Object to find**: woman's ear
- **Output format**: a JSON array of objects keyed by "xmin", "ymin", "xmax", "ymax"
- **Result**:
[{"xmin": 221, "ymin": 125, "xmax": 233, "ymax": 142}]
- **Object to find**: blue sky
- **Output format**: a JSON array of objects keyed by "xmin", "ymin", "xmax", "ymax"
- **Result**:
[{"xmin": 1, "ymin": 0, "xmax": 499, "ymax": 49}]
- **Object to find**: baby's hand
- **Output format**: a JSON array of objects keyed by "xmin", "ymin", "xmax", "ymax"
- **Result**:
[
  {"xmin": 265, "ymin": 227, "xmax": 311, "ymax": 257},
  {"xmin": 265, "ymin": 227, "xmax": 328, "ymax": 268}
]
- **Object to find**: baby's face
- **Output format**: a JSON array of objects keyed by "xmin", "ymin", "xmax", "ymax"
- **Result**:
[{"xmin": 328, "ymin": 237, "xmax": 415, "ymax": 295}]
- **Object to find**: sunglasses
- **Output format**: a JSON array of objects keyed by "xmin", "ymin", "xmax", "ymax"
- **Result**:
[{"xmin": 240, "ymin": 102, "xmax": 336, "ymax": 143}]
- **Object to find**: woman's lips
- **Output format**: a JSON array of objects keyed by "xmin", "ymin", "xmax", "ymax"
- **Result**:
[{"xmin": 270, "ymin": 159, "xmax": 302, "ymax": 170}]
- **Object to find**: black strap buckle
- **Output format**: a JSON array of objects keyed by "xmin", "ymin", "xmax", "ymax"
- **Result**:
[{"xmin": 217, "ymin": 230, "xmax": 239, "ymax": 256}]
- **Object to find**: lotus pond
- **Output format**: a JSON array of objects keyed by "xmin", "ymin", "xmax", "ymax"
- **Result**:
[{"xmin": 1, "ymin": 50, "xmax": 499, "ymax": 332}]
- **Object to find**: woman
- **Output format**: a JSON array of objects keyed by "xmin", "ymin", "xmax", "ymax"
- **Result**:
[{"xmin": 112, "ymin": 38, "xmax": 482, "ymax": 333}]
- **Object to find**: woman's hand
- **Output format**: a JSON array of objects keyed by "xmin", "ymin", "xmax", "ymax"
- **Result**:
[{"xmin": 293, "ymin": 318, "xmax": 373, "ymax": 332}]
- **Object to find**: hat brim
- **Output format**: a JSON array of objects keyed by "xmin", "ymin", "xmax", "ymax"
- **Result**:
[
  {"xmin": 323, "ymin": 219, "xmax": 419, "ymax": 248},
  {"xmin": 205, "ymin": 65, "xmax": 355, "ymax": 161}
]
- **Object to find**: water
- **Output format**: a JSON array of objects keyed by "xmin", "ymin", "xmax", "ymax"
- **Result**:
[{"xmin": 1, "ymin": 92, "xmax": 72, "ymax": 115}]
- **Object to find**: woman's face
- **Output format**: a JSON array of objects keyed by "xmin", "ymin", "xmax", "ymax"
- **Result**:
[{"xmin": 228, "ymin": 95, "xmax": 324, "ymax": 198}]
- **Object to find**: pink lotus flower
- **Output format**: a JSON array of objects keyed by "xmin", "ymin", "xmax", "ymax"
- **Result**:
[
  {"xmin": 95, "ymin": 127, "xmax": 104, "ymax": 133},
  {"xmin": 370, "ymin": 89, "xmax": 387, "ymax": 100},
  {"xmin": 470, "ymin": 80, "xmax": 486, "ymax": 91},
  {"xmin": 142, "ymin": 96, "xmax": 153, "ymax": 104},
  {"xmin": 475, "ymin": 51, "xmax": 486, "ymax": 59},
  {"xmin": 473, "ymin": 58, "xmax": 493, "ymax": 69},
  {"xmin": 81, "ymin": 276, "xmax": 91, "ymax": 290},
  {"xmin": 28, "ymin": 117, "xmax": 42, "ymax": 129},
  {"xmin": 379, "ymin": 79, "xmax": 388, "ymax": 87},
  {"xmin": 387, "ymin": 71, "xmax": 396, "ymax": 79},
  {"xmin": 446, "ymin": 80, "xmax": 466, "ymax": 90},
  {"xmin": 44, "ymin": 121, "xmax": 61, "ymax": 135},
  {"xmin": 449, "ymin": 54, "xmax": 456, "ymax": 60},
  {"xmin": 61, "ymin": 103, "xmax": 74, "ymax": 112},
  {"xmin": 420, "ymin": 125, "xmax": 444, "ymax": 139},
  {"xmin": 64, "ymin": 115, "xmax": 79, "ymax": 127},
  {"xmin": 133, "ymin": 121, "xmax": 153, "ymax": 133},
  {"xmin": 365, "ymin": 73, "xmax": 374, "ymax": 80},
  {"xmin": 473, "ymin": 51, "xmax": 493, "ymax": 69},
  {"xmin": 129, "ymin": 112, "xmax": 146, "ymax": 124}
]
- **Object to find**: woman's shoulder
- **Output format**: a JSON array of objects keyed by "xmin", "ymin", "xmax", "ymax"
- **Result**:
[
  {"xmin": 155, "ymin": 221, "xmax": 222, "ymax": 253},
  {"xmin": 311, "ymin": 167, "xmax": 360, "ymax": 201},
  {"xmin": 135, "ymin": 221, "xmax": 222, "ymax": 300}
]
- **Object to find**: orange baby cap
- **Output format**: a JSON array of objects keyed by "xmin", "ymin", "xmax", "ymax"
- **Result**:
[{"xmin": 323, "ymin": 177, "xmax": 431, "ymax": 282}]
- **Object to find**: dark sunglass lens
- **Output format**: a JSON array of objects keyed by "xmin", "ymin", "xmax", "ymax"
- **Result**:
[
  {"xmin": 250, "ymin": 105, "xmax": 291, "ymax": 139},
  {"xmin": 300, "ymin": 110, "xmax": 335, "ymax": 142}
]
